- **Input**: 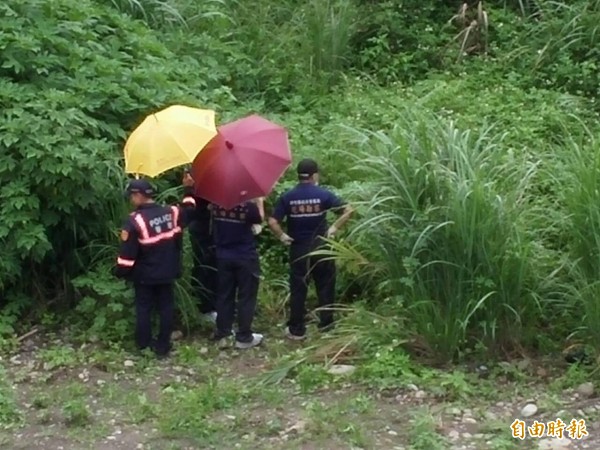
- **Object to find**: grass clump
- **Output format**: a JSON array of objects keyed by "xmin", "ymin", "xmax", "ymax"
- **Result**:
[
  {"xmin": 157, "ymin": 379, "xmax": 246, "ymax": 444},
  {"xmin": 62, "ymin": 399, "xmax": 91, "ymax": 427},
  {"xmin": 314, "ymin": 106, "xmax": 549, "ymax": 361},
  {"xmin": 0, "ymin": 366, "xmax": 21, "ymax": 429}
]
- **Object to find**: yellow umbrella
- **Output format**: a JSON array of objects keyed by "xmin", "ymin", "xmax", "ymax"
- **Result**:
[{"xmin": 124, "ymin": 105, "xmax": 217, "ymax": 177}]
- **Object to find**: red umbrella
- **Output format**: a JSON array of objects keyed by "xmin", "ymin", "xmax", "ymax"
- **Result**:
[{"xmin": 191, "ymin": 114, "xmax": 291, "ymax": 209}]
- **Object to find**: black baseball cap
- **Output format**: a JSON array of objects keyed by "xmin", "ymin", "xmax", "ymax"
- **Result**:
[
  {"xmin": 124, "ymin": 178, "xmax": 155, "ymax": 198},
  {"xmin": 297, "ymin": 158, "xmax": 319, "ymax": 180}
]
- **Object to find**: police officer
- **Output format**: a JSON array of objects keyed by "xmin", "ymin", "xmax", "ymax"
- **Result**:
[
  {"xmin": 211, "ymin": 198, "xmax": 265, "ymax": 349},
  {"xmin": 181, "ymin": 170, "xmax": 218, "ymax": 322},
  {"xmin": 114, "ymin": 178, "xmax": 194, "ymax": 358},
  {"xmin": 268, "ymin": 159, "xmax": 354, "ymax": 340}
]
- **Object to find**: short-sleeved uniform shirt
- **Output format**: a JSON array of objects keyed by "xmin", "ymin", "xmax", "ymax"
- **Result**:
[
  {"xmin": 272, "ymin": 183, "xmax": 345, "ymax": 246},
  {"xmin": 211, "ymin": 202, "xmax": 262, "ymax": 260}
]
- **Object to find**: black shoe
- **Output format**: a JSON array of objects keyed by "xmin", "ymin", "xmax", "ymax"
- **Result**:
[
  {"xmin": 318, "ymin": 322, "xmax": 335, "ymax": 333},
  {"xmin": 211, "ymin": 329, "xmax": 234, "ymax": 340},
  {"xmin": 151, "ymin": 342, "xmax": 173, "ymax": 358},
  {"xmin": 284, "ymin": 327, "xmax": 306, "ymax": 341},
  {"xmin": 155, "ymin": 351, "xmax": 170, "ymax": 360}
]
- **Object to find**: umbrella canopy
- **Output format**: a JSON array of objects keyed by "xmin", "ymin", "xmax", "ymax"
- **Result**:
[
  {"xmin": 191, "ymin": 114, "xmax": 291, "ymax": 209},
  {"xmin": 124, "ymin": 105, "xmax": 217, "ymax": 177}
]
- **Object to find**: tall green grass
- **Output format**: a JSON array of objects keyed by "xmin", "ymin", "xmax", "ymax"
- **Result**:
[
  {"xmin": 561, "ymin": 133, "xmax": 600, "ymax": 348},
  {"xmin": 316, "ymin": 108, "xmax": 560, "ymax": 361},
  {"xmin": 301, "ymin": 0, "xmax": 358, "ymax": 77},
  {"xmin": 109, "ymin": 0, "xmax": 187, "ymax": 28}
]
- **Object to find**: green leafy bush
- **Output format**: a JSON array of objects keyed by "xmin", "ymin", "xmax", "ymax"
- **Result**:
[
  {"xmin": 351, "ymin": 0, "xmax": 454, "ymax": 83},
  {"xmin": 0, "ymin": 0, "xmax": 232, "ymax": 319},
  {"xmin": 72, "ymin": 266, "xmax": 134, "ymax": 342},
  {"xmin": 504, "ymin": 0, "xmax": 600, "ymax": 100}
]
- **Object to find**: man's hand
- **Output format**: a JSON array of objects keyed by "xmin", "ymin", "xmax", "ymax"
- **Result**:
[
  {"xmin": 326, "ymin": 225, "xmax": 338, "ymax": 239},
  {"xmin": 279, "ymin": 233, "xmax": 294, "ymax": 245},
  {"xmin": 182, "ymin": 171, "xmax": 194, "ymax": 187},
  {"xmin": 252, "ymin": 224, "xmax": 263, "ymax": 235},
  {"xmin": 328, "ymin": 205, "xmax": 353, "ymax": 238}
]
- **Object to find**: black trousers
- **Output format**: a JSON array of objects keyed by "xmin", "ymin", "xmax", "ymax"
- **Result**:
[
  {"xmin": 215, "ymin": 258, "xmax": 260, "ymax": 343},
  {"xmin": 134, "ymin": 283, "xmax": 174, "ymax": 355},
  {"xmin": 190, "ymin": 235, "xmax": 217, "ymax": 314},
  {"xmin": 288, "ymin": 243, "xmax": 336, "ymax": 337}
]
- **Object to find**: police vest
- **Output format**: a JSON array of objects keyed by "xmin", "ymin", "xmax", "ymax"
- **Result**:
[{"xmin": 128, "ymin": 204, "xmax": 183, "ymax": 284}]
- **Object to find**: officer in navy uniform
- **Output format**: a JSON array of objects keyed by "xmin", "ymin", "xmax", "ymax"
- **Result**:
[
  {"xmin": 211, "ymin": 197, "xmax": 265, "ymax": 349},
  {"xmin": 114, "ymin": 178, "xmax": 194, "ymax": 358},
  {"xmin": 181, "ymin": 170, "xmax": 217, "ymax": 322},
  {"xmin": 268, "ymin": 159, "xmax": 354, "ymax": 340}
]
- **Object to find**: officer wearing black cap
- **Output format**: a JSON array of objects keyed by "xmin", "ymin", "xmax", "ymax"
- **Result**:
[
  {"xmin": 181, "ymin": 170, "xmax": 217, "ymax": 323},
  {"xmin": 114, "ymin": 178, "xmax": 195, "ymax": 358},
  {"xmin": 268, "ymin": 158, "xmax": 354, "ymax": 340}
]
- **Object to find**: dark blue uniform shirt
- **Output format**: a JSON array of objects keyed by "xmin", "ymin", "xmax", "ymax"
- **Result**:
[
  {"xmin": 115, "ymin": 203, "xmax": 192, "ymax": 284},
  {"xmin": 182, "ymin": 187, "xmax": 213, "ymax": 244},
  {"xmin": 212, "ymin": 202, "xmax": 262, "ymax": 260},
  {"xmin": 272, "ymin": 183, "xmax": 345, "ymax": 245}
]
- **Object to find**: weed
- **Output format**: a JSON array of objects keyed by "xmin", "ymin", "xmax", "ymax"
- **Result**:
[
  {"xmin": 62, "ymin": 399, "xmax": 91, "ymax": 427},
  {"xmin": 173, "ymin": 344, "xmax": 210, "ymax": 368},
  {"xmin": 158, "ymin": 379, "xmax": 245, "ymax": 441},
  {"xmin": 31, "ymin": 393, "xmax": 51, "ymax": 409},
  {"xmin": 547, "ymin": 363, "xmax": 597, "ymax": 392},
  {"xmin": 295, "ymin": 364, "xmax": 332, "ymax": 394},
  {"xmin": 86, "ymin": 344, "xmax": 129, "ymax": 372},
  {"xmin": 358, "ymin": 346, "xmax": 417, "ymax": 388},
  {"xmin": 488, "ymin": 432, "xmax": 520, "ymax": 450},
  {"xmin": 305, "ymin": 399, "xmax": 372, "ymax": 447},
  {"xmin": 492, "ymin": 360, "xmax": 531, "ymax": 382},
  {"xmin": 427, "ymin": 370, "xmax": 475, "ymax": 401},
  {"xmin": 38, "ymin": 346, "xmax": 81, "ymax": 370},
  {"xmin": 348, "ymin": 393, "xmax": 375, "ymax": 414},
  {"xmin": 407, "ymin": 408, "xmax": 448, "ymax": 450},
  {"xmin": 448, "ymin": 1, "xmax": 489, "ymax": 60},
  {"xmin": 0, "ymin": 338, "xmax": 18, "ymax": 355},
  {"xmin": 0, "ymin": 377, "xmax": 21, "ymax": 429},
  {"xmin": 125, "ymin": 393, "xmax": 159, "ymax": 424}
]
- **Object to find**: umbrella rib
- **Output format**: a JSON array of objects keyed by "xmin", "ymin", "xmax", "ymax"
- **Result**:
[{"xmin": 230, "ymin": 154, "xmax": 264, "ymax": 195}]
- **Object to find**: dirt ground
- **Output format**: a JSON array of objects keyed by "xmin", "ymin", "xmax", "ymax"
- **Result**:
[{"xmin": 0, "ymin": 332, "xmax": 599, "ymax": 450}]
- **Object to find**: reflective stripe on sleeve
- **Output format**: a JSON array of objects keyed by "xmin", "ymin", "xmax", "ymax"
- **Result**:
[
  {"xmin": 171, "ymin": 205, "xmax": 180, "ymax": 225},
  {"xmin": 117, "ymin": 257, "xmax": 135, "ymax": 267},
  {"xmin": 182, "ymin": 196, "xmax": 196, "ymax": 206}
]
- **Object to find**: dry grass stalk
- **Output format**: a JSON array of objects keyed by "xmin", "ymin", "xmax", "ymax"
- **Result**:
[{"xmin": 449, "ymin": 1, "xmax": 489, "ymax": 61}]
